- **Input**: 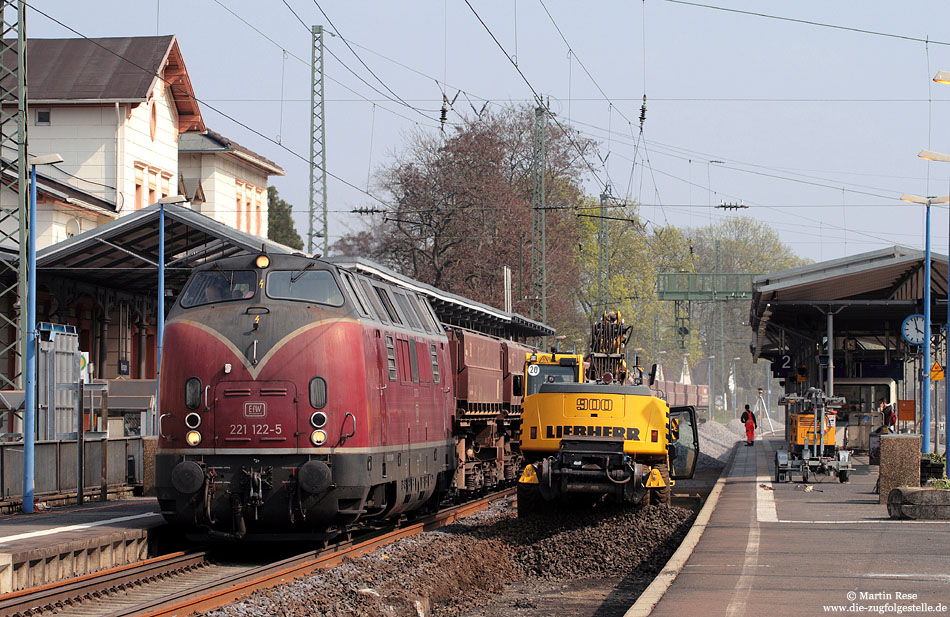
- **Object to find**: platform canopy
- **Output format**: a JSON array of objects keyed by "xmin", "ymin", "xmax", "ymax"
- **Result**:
[
  {"xmin": 750, "ymin": 246, "xmax": 949, "ymax": 362},
  {"xmin": 36, "ymin": 203, "xmax": 299, "ymax": 295}
]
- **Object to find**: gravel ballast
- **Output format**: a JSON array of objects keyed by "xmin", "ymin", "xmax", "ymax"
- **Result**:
[{"xmin": 205, "ymin": 500, "xmax": 695, "ymax": 617}]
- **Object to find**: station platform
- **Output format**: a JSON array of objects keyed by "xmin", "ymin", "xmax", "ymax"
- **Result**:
[
  {"xmin": 643, "ymin": 436, "xmax": 950, "ymax": 616},
  {"xmin": 0, "ymin": 498, "xmax": 163, "ymax": 593}
]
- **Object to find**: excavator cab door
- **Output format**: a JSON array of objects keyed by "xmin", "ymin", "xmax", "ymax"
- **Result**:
[{"xmin": 668, "ymin": 406, "xmax": 699, "ymax": 480}]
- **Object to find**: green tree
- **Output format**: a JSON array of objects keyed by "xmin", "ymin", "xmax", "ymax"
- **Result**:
[
  {"xmin": 573, "ymin": 199, "xmax": 697, "ymax": 377},
  {"xmin": 267, "ymin": 186, "xmax": 303, "ymax": 250},
  {"xmin": 687, "ymin": 216, "xmax": 810, "ymax": 414}
]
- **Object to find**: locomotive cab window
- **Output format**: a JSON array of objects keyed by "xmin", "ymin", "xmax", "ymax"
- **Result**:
[
  {"xmin": 359, "ymin": 278, "xmax": 389, "ymax": 324},
  {"xmin": 408, "ymin": 294, "xmax": 434, "ymax": 333},
  {"xmin": 421, "ymin": 297, "xmax": 442, "ymax": 332},
  {"xmin": 266, "ymin": 270, "xmax": 345, "ymax": 306},
  {"xmin": 180, "ymin": 270, "xmax": 258, "ymax": 307},
  {"xmin": 340, "ymin": 271, "xmax": 372, "ymax": 318},
  {"xmin": 373, "ymin": 285, "xmax": 402, "ymax": 324},
  {"xmin": 392, "ymin": 292, "xmax": 422, "ymax": 331}
]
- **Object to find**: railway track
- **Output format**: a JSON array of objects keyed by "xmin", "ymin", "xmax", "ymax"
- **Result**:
[{"xmin": 0, "ymin": 489, "xmax": 513, "ymax": 617}]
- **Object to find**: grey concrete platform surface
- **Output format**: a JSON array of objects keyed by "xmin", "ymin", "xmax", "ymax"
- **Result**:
[
  {"xmin": 646, "ymin": 436, "xmax": 950, "ymax": 617},
  {"xmin": 0, "ymin": 498, "xmax": 163, "ymax": 593}
]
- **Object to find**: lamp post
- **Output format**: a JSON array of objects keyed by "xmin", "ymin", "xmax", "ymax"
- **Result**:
[
  {"xmin": 919, "ymin": 138, "xmax": 950, "ymax": 468},
  {"xmin": 22, "ymin": 154, "xmax": 63, "ymax": 514},
  {"xmin": 154, "ymin": 196, "xmax": 187, "ymax": 434},
  {"xmin": 708, "ymin": 354, "xmax": 715, "ymax": 421},
  {"xmin": 900, "ymin": 192, "xmax": 950, "ymax": 454}
]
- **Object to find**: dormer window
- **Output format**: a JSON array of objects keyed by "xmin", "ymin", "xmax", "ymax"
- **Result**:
[{"xmin": 36, "ymin": 109, "xmax": 50, "ymax": 125}]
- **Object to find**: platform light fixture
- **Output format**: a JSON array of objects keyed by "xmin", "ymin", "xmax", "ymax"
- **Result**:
[
  {"xmin": 22, "ymin": 153, "xmax": 63, "ymax": 515},
  {"xmin": 154, "ymin": 195, "xmax": 188, "ymax": 434},
  {"xmin": 929, "ymin": 69, "xmax": 950, "ymax": 472},
  {"xmin": 918, "ymin": 149, "xmax": 950, "ymax": 163},
  {"xmin": 899, "ymin": 192, "xmax": 950, "ymax": 455}
]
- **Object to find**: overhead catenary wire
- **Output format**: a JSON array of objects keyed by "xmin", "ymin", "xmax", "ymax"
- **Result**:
[
  {"xmin": 213, "ymin": 0, "xmax": 441, "ymax": 130},
  {"xmin": 310, "ymin": 0, "xmax": 437, "ymax": 117},
  {"xmin": 216, "ymin": 3, "xmax": 923, "ymax": 205},
  {"xmin": 278, "ymin": 0, "xmax": 441, "ymax": 123},
  {"xmin": 463, "ymin": 0, "xmax": 608, "ymax": 192},
  {"xmin": 39, "ymin": 1, "xmax": 931, "ymax": 256},
  {"xmin": 666, "ymin": 0, "xmax": 950, "ymax": 46}
]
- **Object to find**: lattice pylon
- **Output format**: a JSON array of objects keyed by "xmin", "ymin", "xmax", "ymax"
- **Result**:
[
  {"xmin": 0, "ymin": 0, "xmax": 28, "ymax": 390},
  {"xmin": 308, "ymin": 24, "xmax": 328, "ymax": 256},
  {"xmin": 530, "ymin": 105, "xmax": 546, "ymax": 324}
]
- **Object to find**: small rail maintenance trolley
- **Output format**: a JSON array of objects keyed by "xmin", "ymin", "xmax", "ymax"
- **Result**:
[{"xmin": 774, "ymin": 387, "xmax": 853, "ymax": 484}]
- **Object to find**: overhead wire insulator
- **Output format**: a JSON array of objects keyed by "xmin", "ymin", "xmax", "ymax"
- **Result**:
[
  {"xmin": 440, "ymin": 93, "xmax": 448, "ymax": 131},
  {"xmin": 639, "ymin": 94, "xmax": 647, "ymax": 133}
]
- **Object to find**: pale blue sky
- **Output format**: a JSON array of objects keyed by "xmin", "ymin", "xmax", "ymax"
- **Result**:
[{"xmin": 28, "ymin": 1, "xmax": 950, "ymax": 261}]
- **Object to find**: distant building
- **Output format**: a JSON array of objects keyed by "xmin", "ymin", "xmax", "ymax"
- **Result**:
[
  {"xmin": 179, "ymin": 129, "xmax": 284, "ymax": 238},
  {"xmin": 1, "ymin": 35, "xmax": 282, "ymax": 249}
]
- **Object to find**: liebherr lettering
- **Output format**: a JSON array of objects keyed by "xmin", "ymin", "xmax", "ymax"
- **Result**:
[{"xmin": 544, "ymin": 425, "xmax": 640, "ymax": 440}]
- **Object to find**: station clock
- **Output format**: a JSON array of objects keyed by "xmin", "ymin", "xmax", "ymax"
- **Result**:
[{"xmin": 900, "ymin": 314, "xmax": 926, "ymax": 346}]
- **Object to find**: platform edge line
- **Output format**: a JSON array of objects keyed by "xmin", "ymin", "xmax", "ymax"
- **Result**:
[{"xmin": 623, "ymin": 441, "xmax": 739, "ymax": 617}]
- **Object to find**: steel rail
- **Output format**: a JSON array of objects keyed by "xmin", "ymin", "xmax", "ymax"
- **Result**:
[
  {"xmin": 0, "ymin": 551, "xmax": 206, "ymax": 617},
  {"xmin": 128, "ymin": 488, "xmax": 514, "ymax": 617}
]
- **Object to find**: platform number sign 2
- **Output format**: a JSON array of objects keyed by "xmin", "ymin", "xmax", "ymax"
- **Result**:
[{"xmin": 771, "ymin": 354, "xmax": 792, "ymax": 377}]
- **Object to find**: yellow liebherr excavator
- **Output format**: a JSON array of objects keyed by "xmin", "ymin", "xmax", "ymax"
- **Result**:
[{"xmin": 516, "ymin": 312, "xmax": 699, "ymax": 516}]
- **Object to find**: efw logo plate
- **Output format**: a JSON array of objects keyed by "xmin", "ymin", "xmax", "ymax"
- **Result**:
[{"xmin": 244, "ymin": 402, "xmax": 266, "ymax": 418}]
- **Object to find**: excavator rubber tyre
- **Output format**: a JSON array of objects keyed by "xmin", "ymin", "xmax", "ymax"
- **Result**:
[{"xmin": 649, "ymin": 462, "xmax": 671, "ymax": 507}]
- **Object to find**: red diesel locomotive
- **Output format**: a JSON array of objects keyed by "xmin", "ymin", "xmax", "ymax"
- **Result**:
[{"xmin": 155, "ymin": 252, "xmax": 537, "ymax": 539}]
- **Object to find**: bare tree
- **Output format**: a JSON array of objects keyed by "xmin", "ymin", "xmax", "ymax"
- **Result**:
[{"xmin": 334, "ymin": 105, "xmax": 593, "ymax": 334}]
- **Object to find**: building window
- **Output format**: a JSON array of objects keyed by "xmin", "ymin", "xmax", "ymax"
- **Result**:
[
  {"xmin": 236, "ymin": 179, "xmax": 264, "ymax": 234},
  {"xmin": 244, "ymin": 189, "xmax": 252, "ymax": 232},
  {"xmin": 36, "ymin": 109, "xmax": 51, "ymax": 125},
  {"xmin": 134, "ymin": 162, "xmax": 172, "ymax": 210},
  {"xmin": 161, "ymin": 172, "xmax": 172, "ymax": 199},
  {"xmin": 235, "ymin": 180, "xmax": 244, "ymax": 230},
  {"xmin": 148, "ymin": 169, "xmax": 157, "ymax": 206},
  {"xmin": 255, "ymin": 188, "xmax": 263, "ymax": 235},
  {"xmin": 134, "ymin": 164, "xmax": 145, "ymax": 210}
]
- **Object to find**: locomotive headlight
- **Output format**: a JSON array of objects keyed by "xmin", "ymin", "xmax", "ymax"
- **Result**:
[
  {"xmin": 255, "ymin": 254, "xmax": 270, "ymax": 268},
  {"xmin": 185, "ymin": 430, "xmax": 202, "ymax": 446},
  {"xmin": 185, "ymin": 412, "xmax": 201, "ymax": 429},
  {"xmin": 310, "ymin": 429, "xmax": 327, "ymax": 446},
  {"xmin": 310, "ymin": 411, "xmax": 327, "ymax": 428}
]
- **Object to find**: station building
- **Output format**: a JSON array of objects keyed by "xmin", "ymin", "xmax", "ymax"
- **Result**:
[
  {"xmin": 750, "ymin": 245, "xmax": 949, "ymax": 446},
  {"xmin": 0, "ymin": 35, "xmax": 285, "ymax": 385}
]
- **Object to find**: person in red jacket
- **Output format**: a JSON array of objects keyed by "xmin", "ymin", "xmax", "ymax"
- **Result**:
[{"xmin": 740, "ymin": 404, "xmax": 757, "ymax": 446}]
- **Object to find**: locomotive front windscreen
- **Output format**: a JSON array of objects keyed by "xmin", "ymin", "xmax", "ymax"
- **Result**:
[
  {"xmin": 266, "ymin": 270, "xmax": 345, "ymax": 306},
  {"xmin": 180, "ymin": 270, "xmax": 258, "ymax": 307},
  {"xmin": 526, "ymin": 365, "xmax": 577, "ymax": 396}
]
